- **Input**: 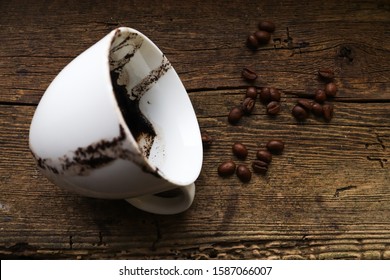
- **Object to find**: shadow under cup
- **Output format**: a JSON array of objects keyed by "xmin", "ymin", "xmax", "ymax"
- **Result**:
[{"xmin": 109, "ymin": 29, "xmax": 203, "ymax": 192}]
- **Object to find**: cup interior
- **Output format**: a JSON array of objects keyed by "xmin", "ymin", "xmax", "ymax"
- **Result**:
[{"xmin": 109, "ymin": 28, "xmax": 202, "ymax": 186}]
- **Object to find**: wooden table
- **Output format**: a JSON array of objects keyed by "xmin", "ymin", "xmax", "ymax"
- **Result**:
[{"xmin": 1, "ymin": 0, "xmax": 389, "ymax": 259}]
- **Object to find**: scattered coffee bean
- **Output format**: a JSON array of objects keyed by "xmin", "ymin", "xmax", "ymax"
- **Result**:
[
  {"xmin": 242, "ymin": 97, "xmax": 256, "ymax": 115},
  {"xmin": 269, "ymin": 87, "xmax": 281, "ymax": 102},
  {"xmin": 258, "ymin": 21, "xmax": 275, "ymax": 33},
  {"xmin": 266, "ymin": 101, "xmax": 281, "ymax": 115},
  {"xmin": 232, "ymin": 142, "xmax": 248, "ymax": 159},
  {"xmin": 311, "ymin": 102, "xmax": 323, "ymax": 117},
  {"xmin": 242, "ymin": 67, "xmax": 258, "ymax": 81},
  {"xmin": 315, "ymin": 89, "xmax": 327, "ymax": 103},
  {"xmin": 201, "ymin": 132, "xmax": 213, "ymax": 147},
  {"xmin": 256, "ymin": 149, "xmax": 272, "ymax": 163},
  {"xmin": 252, "ymin": 160, "xmax": 268, "ymax": 174},
  {"xmin": 324, "ymin": 82, "xmax": 338, "ymax": 97},
  {"xmin": 245, "ymin": 86, "xmax": 258, "ymax": 99},
  {"xmin": 266, "ymin": 140, "xmax": 285, "ymax": 154},
  {"xmin": 236, "ymin": 164, "xmax": 252, "ymax": 182},
  {"xmin": 218, "ymin": 160, "xmax": 236, "ymax": 177},
  {"xmin": 254, "ymin": 30, "xmax": 271, "ymax": 44},
  {"xmin": 228, "ymin": 106, "xmax": 243, "ymax": 124},
  {"xmin": 259, "ymin": 87, "xmax": 271, "ymax": 104},
  {"xmin": 318, "ymin": 68, "xmax": 335, "ymax": 80},
  {"xmin": 292, "ymin": 104, "xmax": 309, "ymax": 121},
  {"xmin": 322, "ymin": 103, "xmax": 334, "ymax": 122},
  {"xmin": 297, "ymin": 99, "xmax": 314, "ymax": 111},
  {"xmin": 246, "ymin": 34, "xmax": 259, "ymax": 49}
]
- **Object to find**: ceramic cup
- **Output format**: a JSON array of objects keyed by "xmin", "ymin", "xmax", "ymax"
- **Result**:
[{"xmin": 29, "ymin": 27, "xmax": 203, "ymax": 214}]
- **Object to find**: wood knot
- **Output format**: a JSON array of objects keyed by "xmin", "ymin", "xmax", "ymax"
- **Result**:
[{"xmin": 338, "ymin": 46, "xmax": 354, "ymax": 62}]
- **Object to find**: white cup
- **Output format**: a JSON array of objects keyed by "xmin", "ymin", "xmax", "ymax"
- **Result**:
[{"xmin": 29, "ymin": 27, "xmax": 203, "ymax": 214}]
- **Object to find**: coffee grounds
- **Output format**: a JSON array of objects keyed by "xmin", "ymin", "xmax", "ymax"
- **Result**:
[{"xmin": 110, "ymin": 70, "xmax": 156, "ymax": 158}]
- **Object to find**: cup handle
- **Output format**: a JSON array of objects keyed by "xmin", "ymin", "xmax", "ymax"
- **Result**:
[{"xmin": 125, "ymin": 183, "xmax": 195, "ymax": 215}]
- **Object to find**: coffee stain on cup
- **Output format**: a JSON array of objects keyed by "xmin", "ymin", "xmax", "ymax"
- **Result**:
[{"xmin": 109, "ymin": 29, "xmax": 171, "ymax": 160}]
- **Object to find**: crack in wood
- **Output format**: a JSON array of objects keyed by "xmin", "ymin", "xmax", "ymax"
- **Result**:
[
  {"xmin": 150, "ymin": 219, "xmax": 162, "ymax": 251},
  {"xmin": 334, "ymin": 185, "xmax": 358, "ymax": 197},
  {"xmin": 365, "ymin": 133, "xmax": 388, "ymax": 168},
  {"xmin": 92, "ymin": 232, "xmax": 106, "ymax": 247},
  {"xmin": 272, "ymin": 27, "xmax": 310, "ymax": 56},
  {"xmin": 367, "ymin": 156, "xmax": 388, "ymax": 168}
]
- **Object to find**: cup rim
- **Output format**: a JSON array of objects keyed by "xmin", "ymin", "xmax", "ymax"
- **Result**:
[{"xmin": 107, "ymin": 27, "xmax": 203, "ymax": 186}]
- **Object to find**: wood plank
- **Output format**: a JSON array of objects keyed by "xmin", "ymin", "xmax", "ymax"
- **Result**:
[
  {"xmin": 0, "ymin": 1, "xmax": 389, "ymax": 103},
  {"xmin": 0, "ymin": 104, "xmax": 389, "ymax": 259}
]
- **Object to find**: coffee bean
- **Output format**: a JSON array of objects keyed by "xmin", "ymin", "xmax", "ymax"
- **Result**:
[
  {"xmin": 245, "ymin": 86, "xmax": 258, "ymax": 99},
  {"xmin": 218, "ymin": 160, "xmax": 236, "ymax": 177},
  {"xmin": 297, "ymin": 99, "xmax": 314, "ymax": 111},
  {"xmin": 252, "ymin": 160, "xmax": 268, "ymax": 174},
  {"xmin": 266, "ymin": 140, "xmax": 284, "ymax": 154},
  {"xmin": 315, "ymin": 89, "xmax": 327, "ymax": 103},
  {"xmin": 254, "ymin": 30, "xmax": 271, "ymax": 44},
  {"xmin": 325, "ymin": 82, "xmax": 338, "ymax": 97},
  {"xmin": 258, "ymin": 21, "xmax": 275, "ymax": 33},
  {"xmin": 242, "ymin": 97, "xmax": 256, "ymax": 115},
  {"xmin": 269, "ymin": 87, "xmax": 281, "ymax": 102},
  {"xmin": 318, "ymin": 68, "xmax": 335, "ymax": 80},
  {"xmin": 236, "ymin": 164, "xmax": 252, "ymax": 182},
  {"xmin": 232, "ymin": 142, "xmax": 248, "ymax": 159},
  {"xmin": 242, "ymin": 67, "xmax": 258, "ymax": 81},
  {"xmin": 228, "ymin": 106, "xmax": 243, "ymax": 124},
  {"xmin": 266, "ymin": 101, "xmax": 281, "ymax": 115},
  {"xmin": 322, "ymin": 103, "xmax": 334, "ymax": 122},
  {"xmin": 247, "ymin": 34, "xmax": 259, "ymax": 49},
  {"xmin": 201, "ymin": 132, "xmax": 213, "ymax": 147},
  {"xmin": 256, "ymin": 150, "xmax": 272, "ymax": 163},
  {"xmin": 259, "ymin": 87, "xmax": 271, "ymax": 104},
  {"xmin": 246, "ymin": 34, "xmax": 259, "ymax": 50},
  {"xmin": 311, "ymin": 102, "xmax": 323, "ymax": 117},
  {"xmin": 292, "ymin": 104, "xmax": 309, "ymax": 121}
]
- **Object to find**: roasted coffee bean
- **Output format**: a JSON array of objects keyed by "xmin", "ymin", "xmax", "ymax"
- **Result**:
[
  {"xmin": 201, "ymin": 132, "xmax": 213, "ymax": 147},
  {"xmin": 232, "ymin": 142, "xmax": 248, "ymax": 159},
  {"xmin": 228, "ymin": 106, "xmax": 243, "ymax": 124},
  {"xmin": 241, "ymin": 67, "xmax": 258, "ymax": 81},
  {"xmin": 266, "ymin": 101, "xmax": 281, "ymax": 115},
  {"xmin": 266, "ymin": 140, "xmax": 285, "ymax": 154},
  {"xmin": 247, "ymin": 34, "xmax": 259, "ymax": 49},
  {"xmin": 256, "ymin": 150, "xmax": 272, "ymax": 163},
  {"xmin": 292, "ymin": 104, "xmax": 309, "ymax": 121},
  {"xmin": 236, "ymin": 164, "xmax": 252, "ymax": 182},
  {"xmin": 259, "ymin": 87, "xmax": 271, "ymax": 103},
  {"xmin": 269, "ymin": 87, "xmax": 281, "ymax": 102},
  {"xmin": 254, "ymin": 30, "xmax": 271, "ymax": 44},
  {"xmin": 242, "ymin": 97, "xmax": 256, "ymax": 114},
  {"xmin": 252, "ymin": 160, "xmax": 268, "ymax": 174},
  {"xmin": 218, "ymin": 160, "xmax": 236, "ymax": 177},
  {"xmin": 325, "ymin": 82, "xmax": 338, "ymax": 97},
  {"xmin": 258, "ymin": 21, "xmax": 275, "ymax": 33},
  {"xmin": 297, "ymin": 99, "xmax": 314, "ymax": 111},
  {"xmin": 311, "ymin": 102, "xmax": 323, "ymax": 117},
  {"xmin": 318, "ymin": 68, "xmax": 335, "ymax": 80},
  {"xmin": 245, "ymin": 86, "xmax": 258, "ymax": 99},
  {"xmin": 322, "ymin": 103, "xmax": 334, "ymax": 122},
  {"xmin": 315, "ymin": 89, "xmax": 327, "ymax": 103}
]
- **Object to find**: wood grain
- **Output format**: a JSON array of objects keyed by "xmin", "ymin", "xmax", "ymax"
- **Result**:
[{"xmin": 0, "ymin": 0, "xmax": 389, "ymax": 259}]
